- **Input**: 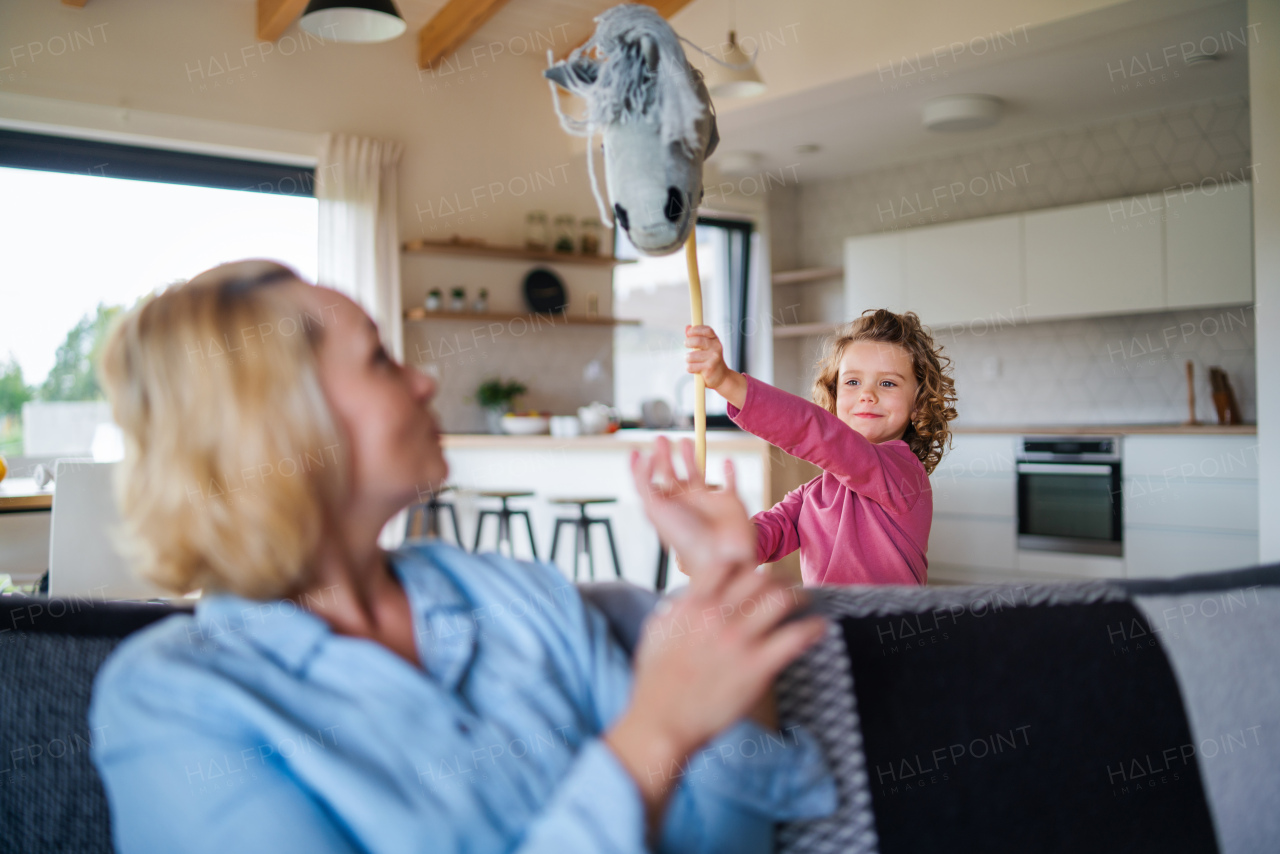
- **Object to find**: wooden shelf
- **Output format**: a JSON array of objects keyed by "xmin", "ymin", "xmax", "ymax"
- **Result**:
[
  {"xmin": 772, "ymin": 266, "xmax": 843, "ymax": 286},
  {"xmin": 404, "ymin": 307, "xmax": 640, "ymax": 327},
  {"xmin": 403, "ymin": 239, "xmax": 634, "ymax": 267},
  {"xmin": 773, "ymin": 321, "xmax": 843, "ymax": 339}
]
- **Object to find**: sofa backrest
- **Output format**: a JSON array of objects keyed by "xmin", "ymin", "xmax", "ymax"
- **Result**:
[{"xmin": 0, "ymin": 582, "xmax": 654, "ymax": 852}]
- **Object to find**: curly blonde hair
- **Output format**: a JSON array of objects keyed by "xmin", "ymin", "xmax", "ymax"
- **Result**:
[
  {"xmin": 811, "ymin": 309, "xmax": 958, "ymax": 474},
  {"xmin": 98, "ymin": 260, "xmax": 349, "ymax": 599}
]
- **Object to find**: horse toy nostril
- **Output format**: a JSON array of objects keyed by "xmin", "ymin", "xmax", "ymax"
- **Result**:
[
  {"xmin": 614, "ymin": 203, "xmax": 630, "ymax": 232},
  {"xmin": 663, "ymin": 187, "xmax": 684, "ymax": 223}
]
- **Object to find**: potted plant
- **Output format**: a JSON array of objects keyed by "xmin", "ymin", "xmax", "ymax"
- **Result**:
[{"xmin": 474, "ymin": 378, "xmax": 527, "ymax": 434}]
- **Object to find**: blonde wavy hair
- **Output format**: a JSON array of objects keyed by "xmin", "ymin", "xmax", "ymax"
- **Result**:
[
  {"xmin": 98, "ymin": 260, "xmax": 348, "ymax": 599},
  {"xmin": 812, "ymin": 309, "xmax": 958, "ymax": 474}
]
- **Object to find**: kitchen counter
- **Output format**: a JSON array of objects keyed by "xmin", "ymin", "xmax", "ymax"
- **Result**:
[
  {"xmin": 951, "ymin": 424, "xmax": 1256, "ymax": 436},
  {"xmin": 442, "ymin": 429, "xmax": 771, "ymax": 452}
]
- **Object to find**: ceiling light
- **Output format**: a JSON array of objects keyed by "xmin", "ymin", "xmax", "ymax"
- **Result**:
[
  {"xmin": 1184, "ymin": 53, "xmax": 1219, "ymax": 66},
  {"xmin": 715, "ymin": 150, "xmax": 763, "ymax": 175},
  {"xmin": 922, "ymin": 94, "xmax": 1003, "ymax": 132},
  {"xmin": 795, "ymin": 143, "xmax": 821, "ymax": 154},
  {"xmin": 299, "ymin": 0, "xmax": 406, "ymax": 44},
  {"xmin": 706, "ymin": 31, "xmax": 766, "ymax": 99}
]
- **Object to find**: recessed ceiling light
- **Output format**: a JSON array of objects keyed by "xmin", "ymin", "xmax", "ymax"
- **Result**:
[
  {"xmin": 715, "ymin": 150, "xmax": 763, "ymax": 175},
  {"xmin": 922, "ymin": 94, "xmax": 1003, "ymax": 132},
  {"xmin": 1184, "ymin": 53, "xmax": 1219, "ymax": 66},
  {"xmin": 795, "ymin": 143, "xmax": 821, "ymax": 154}
]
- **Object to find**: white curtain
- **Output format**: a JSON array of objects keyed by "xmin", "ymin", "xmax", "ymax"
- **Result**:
[
  {"xmin": 317, "ymin": 133, "xmax": 408, "ymax": 549},
  {"xmin": 316, "ymin": 133, "xmax": 405, "ymax": 360}
]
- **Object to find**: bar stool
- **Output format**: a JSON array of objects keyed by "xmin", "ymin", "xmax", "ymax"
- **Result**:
[
  {"xmin": 473, "ymin": 491, "xmax": 538, "ymax": 559},
  {"xmin": 548, "ymin": 498, "xmax": 623, "ymax": 581},
  {"xmin": 404, "ymin": 485, "xmax": 464, "ymax": 547}
]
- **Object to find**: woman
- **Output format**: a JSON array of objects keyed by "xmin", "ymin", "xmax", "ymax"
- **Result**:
[{"xmin": 89, "ymin": 260, "xmax": 836, "ymax": 853}]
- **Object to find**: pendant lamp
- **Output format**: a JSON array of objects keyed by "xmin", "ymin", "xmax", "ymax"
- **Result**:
[{"xmin": 299, "ymin": 0, "xmax": 406, "ymax": 43}]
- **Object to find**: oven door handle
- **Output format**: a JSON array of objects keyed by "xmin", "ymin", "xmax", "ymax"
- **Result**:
[{"xmin": 1016, "ymin": 463, "xmax": 1116, "ymax": 475}]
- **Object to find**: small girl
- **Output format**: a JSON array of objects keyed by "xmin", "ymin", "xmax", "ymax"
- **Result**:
[{"xmin": 686, "ymin": 309, "xmax": 958, "ymax": 586}]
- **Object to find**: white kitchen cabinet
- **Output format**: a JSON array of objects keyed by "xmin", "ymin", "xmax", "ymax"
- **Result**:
[
  {"xmin": 842, "ymin": 184, "xmax": 1252, "ymax": 329},
  {"xmin": 1122, "ymin": 435, "xmax": 1260, "ymax": 578},
  {"xmin": 926, "ymin": 435, "xmax": 1018, "ymax": 581},
  {"xmin": 928, "ymin": 516, "xmax": 1017, "ymax": 577},
  {"xmin": 1124, "ymin": 528, "xmax": 1259, "ymax": 578},
  {"xmin": 1023, "ymin": 199, "xmax": 1164, "ymax": 319},
  {"xmin": 901, "ymin": 214, "xmax": 1023, "ymax": 329},
  {"xmin": 1165, "ymin": 181, "xmax": 1254, "ymax": 309},
  {"xmin": 844, "ymin": 231, "xmax": 905, "ymax": 318}
]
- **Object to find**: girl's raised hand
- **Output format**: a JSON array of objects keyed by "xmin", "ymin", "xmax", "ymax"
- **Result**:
[
  {"xmin": 685, "ymin": 324, "xmax": 731, "ymax": 390},
  {"xmin": 685, "ymin": 325, "xmax": 749, "ymax": 409}
]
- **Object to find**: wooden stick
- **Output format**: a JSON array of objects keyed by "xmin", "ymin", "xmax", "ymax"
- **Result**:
[{"xmin": 684, "ymin": 231, "xmax": 706, "ymax": 475}]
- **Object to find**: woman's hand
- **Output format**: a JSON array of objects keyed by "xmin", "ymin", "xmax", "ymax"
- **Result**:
[
  {"xmin": 685, "ymin": 325, "xmax": 748, "ymax": 409},
  {"xmin": 608, "ymin": 437, "xmax": 828, "ymax": 829},
  {"xmin": 629, "ymin": 436, "xmax": 754, "ymax": 577}
]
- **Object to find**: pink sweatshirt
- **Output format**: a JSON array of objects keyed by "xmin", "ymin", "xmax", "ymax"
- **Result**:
[{"xmin": 727, "ymin": 374, "xmax": 931, "ymax": 586}]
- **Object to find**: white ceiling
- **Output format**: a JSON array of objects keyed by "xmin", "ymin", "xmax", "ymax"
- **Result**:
[
  {"xmin": 386, "ymin": 0, "xmax": 1249, "ymax": 182},
  {"xmin": 707, "ymin": 0, "xmax": 1250, "ymax": 180}
]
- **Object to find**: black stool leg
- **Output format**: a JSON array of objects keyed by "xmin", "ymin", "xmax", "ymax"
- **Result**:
[
  {"xmin": 473, "ymin": 511, "xmax": 490, "ymax": 553},
  {"xmin": 600, "ymin": 519, "xmax": 623, "ymax": 579},
  {"xmin": 573, "ymin": 518, "xmax": 587, "ymax": 581},
  {"xmin": 550, "ymin": 518, "xmax": 567, "ymax": 567},
  {"xmin": 519, "ymin": 511, "xmax": 539, "ymax": 561},
  {"xmin": 443, "ymin": 504, "xmax": 465, "ymax": 549},
  {"xmin": 404, "ymin": 505, "xmax": 421, "ymax": 540},
  {"xmin": 655, "ymin": 544, "xmax": 669, "ymax": 592},
  {"xmin": 584, "ymin": 522, "xmax": 596, "ymax": 581},
  {"xmin": 425, "ymin": 502, "xmax": 441, "ymax": 539}
]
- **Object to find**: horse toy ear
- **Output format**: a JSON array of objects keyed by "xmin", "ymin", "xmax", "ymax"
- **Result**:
[{"xmin": 543, "ymin": 3, "xmax": 718, "ymax": 257}]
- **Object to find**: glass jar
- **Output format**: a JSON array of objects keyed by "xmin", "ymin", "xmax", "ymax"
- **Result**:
[
  {"xmin": 579, "ymin": 217, "xmax": 603, "ymax": 256},
  {"xmin": 553, "ymin": 214, "xmax": 576, "ymax": 254},
  {"xmin": 525, "ymin": 211, "xmax": 549, "ymax": 252}
]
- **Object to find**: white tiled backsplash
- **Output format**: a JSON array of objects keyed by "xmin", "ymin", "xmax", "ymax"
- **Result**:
[
  {"xmin": 943, "ymin": 305, "xmax": 1255, "ymax": 426},
  {"xmin": 768, "ymin": 95, "xmax": 1257, "ymax": 425}
]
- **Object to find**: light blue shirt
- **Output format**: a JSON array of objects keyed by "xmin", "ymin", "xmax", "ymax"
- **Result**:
[{"xmin": 89, "ymin": 542, "xmax": 837, "ymax": 853}]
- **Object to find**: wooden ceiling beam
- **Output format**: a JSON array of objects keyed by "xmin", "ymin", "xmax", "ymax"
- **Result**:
[
  {"xmin": 553, "ymin": 0, "xmax": 696, "ymax": 62},
  {"xmin": 418, "ymin": 0, "xmax": 514, "ymax": 71},
  {"xmin": 257, "ymin": 0, "xmax": 310, "ymax": 42}
]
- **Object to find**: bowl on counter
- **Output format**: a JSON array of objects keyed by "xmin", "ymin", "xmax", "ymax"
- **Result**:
[{"xmin": 501, "ymin": 414, "xmax": 551, "ymax": 435}]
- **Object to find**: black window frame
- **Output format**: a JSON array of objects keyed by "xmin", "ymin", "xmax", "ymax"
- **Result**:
[
  {"xmin": 0, "ymin": 128, "xmax": 316, "ymax": 196},
  {"xmin": 695, "ymin": 216, "xmax": 754, "ymax": 429}
]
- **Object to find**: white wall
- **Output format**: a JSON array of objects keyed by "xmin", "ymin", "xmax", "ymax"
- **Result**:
[{"xmin": 1249, "ymin": 0, "xmax": 1280, "ymax": 561}]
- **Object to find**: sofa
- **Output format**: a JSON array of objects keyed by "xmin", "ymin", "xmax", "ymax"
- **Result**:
[{"xmin": 3, "ymin": 565, "xmax": 1277, "ymax": 854}]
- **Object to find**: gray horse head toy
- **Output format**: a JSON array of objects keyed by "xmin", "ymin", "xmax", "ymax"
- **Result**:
[{"xmin": 544, "ymin": 3, "xmax": 719, "ymax": 256}]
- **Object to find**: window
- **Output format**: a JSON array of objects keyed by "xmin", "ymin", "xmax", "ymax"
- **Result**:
[
  {"xmin": 0, "ymin": 130, "xmax": 318, "ymax": 460},
  {"xmin": 612, "ymin": 217, "xmax": 754, "ymax": 427}
]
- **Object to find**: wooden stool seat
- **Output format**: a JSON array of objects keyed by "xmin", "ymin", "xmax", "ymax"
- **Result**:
[
  {"xmin": 548, "ymin": 497, "xmax": 617, "ymax": 506},
  {"xmin": 478, "ymin": 490, "xmax": 535, "ymax": 500}
]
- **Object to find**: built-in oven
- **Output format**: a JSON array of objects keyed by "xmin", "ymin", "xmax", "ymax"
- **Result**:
[{"xmin": 1016, "ymin": 437, "xmax": 1122, "ymax": 557}]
